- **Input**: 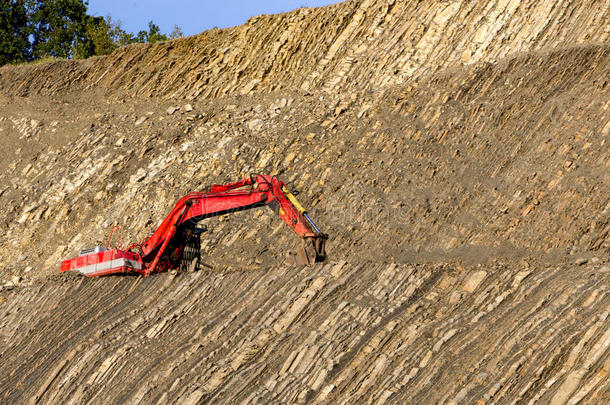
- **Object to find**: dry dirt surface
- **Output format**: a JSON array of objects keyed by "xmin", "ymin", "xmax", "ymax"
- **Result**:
[{"xmin": 0, "ymin": 0, "xmax": 609, "ymax": 404}]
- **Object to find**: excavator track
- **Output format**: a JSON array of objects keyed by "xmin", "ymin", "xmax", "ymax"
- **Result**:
[{"xmin": 179, "ymin": 234, "xmax": 201, "ymax": 272}]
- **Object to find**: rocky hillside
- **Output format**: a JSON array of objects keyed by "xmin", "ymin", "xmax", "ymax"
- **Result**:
[
  {"xmin": 0, "ymin": 0, "xmax": 608, "ymax": 99},
  {"xmin": 0, "ymin": 0, "xmax": 609, "ymax": 403},
  {"xmin": 1, "ymin": 261, "xmax": 609, "ymax": 403}
]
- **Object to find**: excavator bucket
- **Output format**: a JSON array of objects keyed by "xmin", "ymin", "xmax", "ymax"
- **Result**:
[{"xmin": 287, "ymin": 236, "xmax": 327, "ymax": 266}]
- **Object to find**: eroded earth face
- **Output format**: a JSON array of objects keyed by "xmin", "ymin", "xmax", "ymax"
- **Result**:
[{"xmin": 0, "ymin": 0, "xmax": 608, "ymax": 403}]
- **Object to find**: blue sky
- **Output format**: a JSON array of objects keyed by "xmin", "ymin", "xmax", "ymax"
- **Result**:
[{"xmin": 88, "ymin": 0, "xmax": 340, "ymax": 37}]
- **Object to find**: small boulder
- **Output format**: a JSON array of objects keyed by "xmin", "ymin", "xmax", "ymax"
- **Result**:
[
  {"xmin": 462, "ymin": 271, "xmax": 487, "ymax": 293},
  {"xmin": 574, "ymin": 257, "xmax": 588, "ymax": 266},
  {"xmin": 249, "ymin": 119, "xmax": 264, "ymax": 131},
  {"xmin": 129, "ymin": 168, "xmax": 147, "ymax": 183}
]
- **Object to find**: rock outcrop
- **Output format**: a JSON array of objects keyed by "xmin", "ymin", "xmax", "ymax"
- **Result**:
[
  {"xmin": 0, "ymin": 44, "xmax": 607, "ymax": 278},
  {"xmin": 1, "ymin": 261, "xmax": 609, "ymax": 404},
  {"xmin": 0, "ymin": 0, "xmax": 608, "ymax": 403},
  {"xmin": 0, "ymin": 0, "xmax": 607, "ymax": 99}
]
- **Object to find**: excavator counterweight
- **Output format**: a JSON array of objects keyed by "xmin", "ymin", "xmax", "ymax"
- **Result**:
[{"xmin": 60, "ymin": 174, "xmax": 327, "ymax": 277}]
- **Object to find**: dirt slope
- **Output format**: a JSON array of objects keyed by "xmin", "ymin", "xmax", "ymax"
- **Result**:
[
  {"xmin": 0, "ymin": 0, "xmax": 609, "ymax": 403},
  {"xmin": 1, "ymin": 261, "xmax": 609, "ymax": 403},
  {"xmin": 0, "ymin": 44, "xmax": 607, "ymax": 278},
  {"xmin": 0, "ymin": 0, "xmax": 607, "ymax": 99}
]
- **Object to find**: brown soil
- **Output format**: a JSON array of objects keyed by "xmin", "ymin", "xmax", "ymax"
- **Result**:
[{"xmin": 0, "ymin": 0, "xmax": 608, "ymax": 403}]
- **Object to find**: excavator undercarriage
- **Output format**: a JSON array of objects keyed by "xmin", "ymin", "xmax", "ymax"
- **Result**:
[{"xmin": 60, "ymin": 174, "xmax": 327, "ymax": 277}]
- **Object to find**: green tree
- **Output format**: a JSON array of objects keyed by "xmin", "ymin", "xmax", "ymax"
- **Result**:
[
  {"xmin": 1, "ymin": 0, "xmax": 181, "ymax": 66},
  {"xmin": 135, "ymin": 21, "xmax": 168, "ymax": 44},
  {"xmin": 73, "ymin": 17, "xmax": 179, "ymax": 58},
  {"xmin": 73, "ymin": 15, "xmax": 117, "ymax": 58},
  {"xmin": 27, "ymin": 0, "xmax": 90, "ymax": 59},
  {"xmin": 109, "ymin": 19, "xmax": 136, "ymax": 47},
  {"xmin": 169, "ymin": 25, "xmax": 183, "ymax": 39},
  {"xmin": 0, "ymin": 0, "xmax": 30, "ymax": 64}
]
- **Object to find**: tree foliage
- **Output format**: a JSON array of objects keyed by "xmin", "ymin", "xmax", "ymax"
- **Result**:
[
  {"xmin": 0, "ymin": 0, "xmax": 30, "ymax": 65},
  {"xmin": 170, "ymin": 25, "xmax": 183, "ymax": 40},
  {"xmin": 0, "ymin": 0, "xmax": 183, "ymax": 65},
  {"xmin": 27, "ymin": 0, "xmax": 89, "ymax": 59},
  {"xmin": 135, "ymin": 21, "xmax": 168, "ymax": 44}
]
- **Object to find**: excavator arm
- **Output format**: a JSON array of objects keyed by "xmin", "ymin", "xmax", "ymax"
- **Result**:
[
  {"xmin": 138, "ymin": 173, "xmax": 327, "ymax": 274},
  {"xmin": 60, "ymin": 174, "xmax": 327, "ymax": 277}
]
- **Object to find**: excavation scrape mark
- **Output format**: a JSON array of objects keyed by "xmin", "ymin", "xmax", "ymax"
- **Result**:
[
  {"xmin": 322, "ymin": 266, "xmax": 443, "ymax": 400},
  {"xmin": 28, "ymin": 348, "xmax": 78, "ymax": 405},
  {"xmin": 202, "ymin": 269, "xmax": 333, "ymax": 395}
]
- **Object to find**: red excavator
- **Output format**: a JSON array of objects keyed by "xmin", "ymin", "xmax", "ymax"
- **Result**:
[{"xmin": 60, "ymin": 174, "xmax": 327, "ymax": 277}]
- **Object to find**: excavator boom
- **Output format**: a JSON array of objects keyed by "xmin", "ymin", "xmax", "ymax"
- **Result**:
[{"xmin": 60, "ymin": 174, "xmax": 327, "ymax": 277}]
